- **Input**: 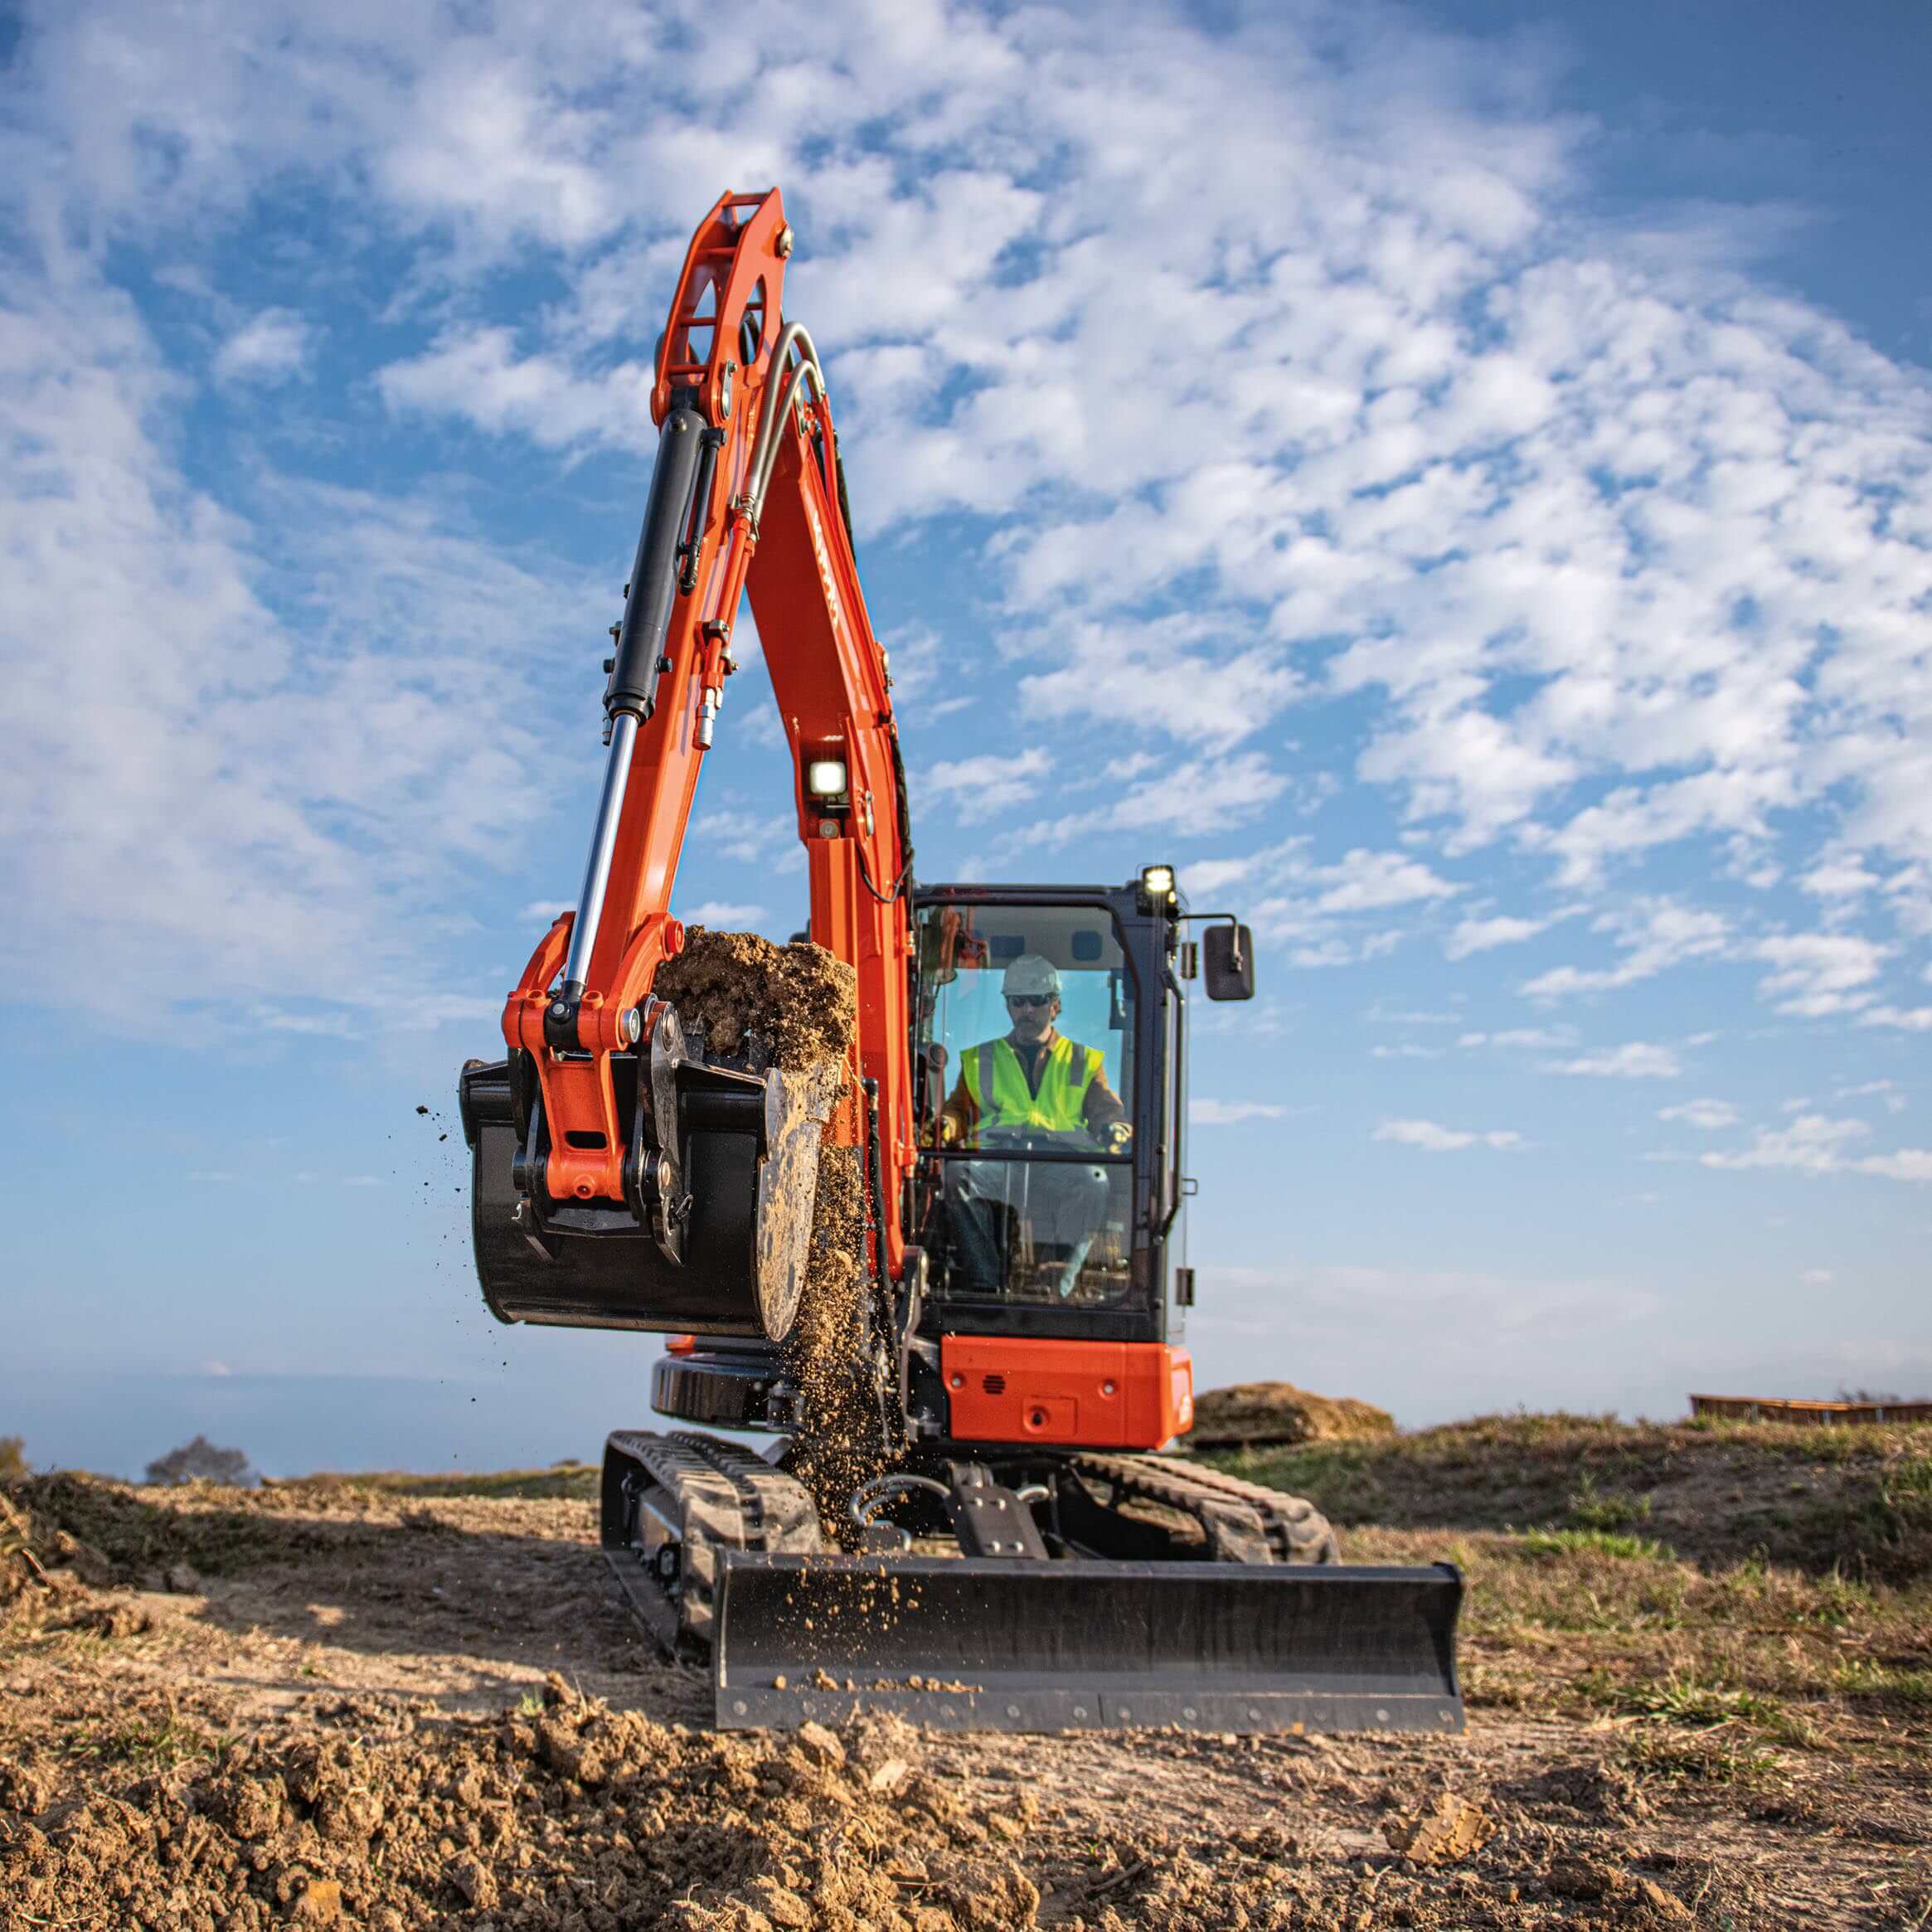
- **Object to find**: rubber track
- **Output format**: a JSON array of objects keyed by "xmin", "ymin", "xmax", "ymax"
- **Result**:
[
  {"xmin": 605, "ymin": 1430, "xmax": 821, "ymax": 1648},
  {"xmin": 1076, "ymin": 1453, "xmax": 1340, "ymax": 1565}
]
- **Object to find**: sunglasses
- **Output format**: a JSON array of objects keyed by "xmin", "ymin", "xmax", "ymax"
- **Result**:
[{"xmin": 1005, "ymin": 993, "xmax": 1054, "ymax": 1009}]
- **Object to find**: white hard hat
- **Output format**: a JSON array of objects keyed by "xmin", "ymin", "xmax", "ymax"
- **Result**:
[{"xmin": 1002, "ymin": 954, "xmax": 1060, "ymax": 998}]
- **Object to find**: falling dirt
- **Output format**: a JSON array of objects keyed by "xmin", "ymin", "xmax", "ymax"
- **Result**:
[
  {"xmin": 654, "ymin": 928, "xmax": 887, "ymax": 1536},
  {"xmin": 785, "ymin": 1144, "xmax": 891, "ymax": 1542}
]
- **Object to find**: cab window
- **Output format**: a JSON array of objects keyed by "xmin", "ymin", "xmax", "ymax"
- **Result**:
[{"xmin": 912, "ymin": 903, "xmax": 1137, "ymax": 1308}]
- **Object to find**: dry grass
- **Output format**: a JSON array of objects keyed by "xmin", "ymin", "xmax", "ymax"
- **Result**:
[
  {"xmin": 269, "ymin": 1460, "xmax": 600, "ymax": 1502},
  {"xmin": 1216, "ymin": 1414, "xmax": 1932, "ymax": 1799},
  {"xmin": 1205, "ymin": 1409, "xmax": 1932, "ymax": 1579}
]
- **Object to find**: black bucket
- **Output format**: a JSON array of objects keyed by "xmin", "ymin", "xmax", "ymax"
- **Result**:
[
  {"xmin": 462, "ymin": 1051, "xmax": 837, "ymax": 1337},
  {"xmin": 712, "ymin": 1551, "xmax": 1464, "ymax": 1735}
]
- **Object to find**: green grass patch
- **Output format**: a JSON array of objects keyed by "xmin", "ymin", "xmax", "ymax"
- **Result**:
[
  {"xmin": 1614, "ymin": 1726, "xmax": 1781, "ymax": 1787},
  {"xmin": 278, "ymin": 1463, "xmax": 600, "ymax": 1501},
  {"xmin": 70, "ymin": 1709, "xmax": 217, "ymax": 1771},
  {"xmin": 1832, "ymin": 1658, "xmax": 1932, "ymax": 1707},
  {"xmin": 1566, "ymin": 1474, "xmax": 1652, "ymax": 1531},
  {"xmin": 1521, "ymin": 1527, "xmax": 1669, "ymax": 1561}
]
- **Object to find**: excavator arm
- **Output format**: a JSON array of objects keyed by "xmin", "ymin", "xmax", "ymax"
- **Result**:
[{"xmin": 491, "ymin": 188, "xmax": 913, "ymax": 1320}]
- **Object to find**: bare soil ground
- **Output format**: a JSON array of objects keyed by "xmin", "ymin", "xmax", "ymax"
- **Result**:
[{"xmin": 3, "ymin": 1416, "xmax": 1928, "ymax": 1929}]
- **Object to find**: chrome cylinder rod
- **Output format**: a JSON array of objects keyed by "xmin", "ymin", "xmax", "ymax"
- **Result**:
[{"xmin": 561, "ymin": 710, "xmax": 638, "ymax": 997}]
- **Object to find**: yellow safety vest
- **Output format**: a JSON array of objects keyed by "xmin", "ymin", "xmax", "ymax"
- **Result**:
[{"xmin": 963, "ymin": 1036, "xmax": 1102, "ymax": 1134}]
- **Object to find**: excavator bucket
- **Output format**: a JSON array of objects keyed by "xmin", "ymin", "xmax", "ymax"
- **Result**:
[
  {"xmin": 711, "ymin": 1551, "xmax": 1464, "ymax": 1735},
  {"xmin": 461, "ymin": 1047, "xmax": 840, "ymax": 1339}
]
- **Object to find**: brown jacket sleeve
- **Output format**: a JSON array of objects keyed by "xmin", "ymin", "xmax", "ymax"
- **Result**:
[
  {"xmin": 939, "ymin": 1065, "xmax": 978, "ymax": 1144},
  {"xmin": 1081, "ymin": 1062, "xmax": 1127, "ymax": 1132}
]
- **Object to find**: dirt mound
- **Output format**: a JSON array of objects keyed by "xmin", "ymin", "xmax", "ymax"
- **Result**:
[
  {"xmin": 655, "ymin": 930, "xmax": 856, "ymax": 1071},
  {"xmin": 1189, "ymin": 1382, "xmax": 1396, "ymax": 1449},
  {"xmin": 0, "ymin": 1678, "xmax": 1043, "ymax": 1930},
  {"xmin": 6, "ymin": 1473, "xmax": 383, "ymax": 1586}
]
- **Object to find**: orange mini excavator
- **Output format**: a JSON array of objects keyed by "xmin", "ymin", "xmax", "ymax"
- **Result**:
[{"xmin": 460, "ymin": 188, "xmax": 1463, "ymax": 1734}]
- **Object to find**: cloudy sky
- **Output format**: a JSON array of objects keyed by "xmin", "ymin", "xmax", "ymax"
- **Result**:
[{"xmin": 2, "ymin": 0, "xmax": 1928, "ymax": 1475}]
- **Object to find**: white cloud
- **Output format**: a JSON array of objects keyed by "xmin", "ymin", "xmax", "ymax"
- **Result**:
[
  {"xmin": 1014, "ymin": 616, "xmax": 1302, "ymax": 748},
  {"xmin": 1009, "ymin": 751, "xmax": 1287, "ymax": 850},
  {"xmin": 921, "ymin": 749, "xmax": 1051, "ymax": 823},
  {"xmin": 1191, "ymin": 1099, "xmax": 1289, "ymax": 1125},
  {"xmin": 1701, "ymin": 1114, "xmax": 1870, "ymax": 1174},
  {"xmin": 1800, "ymin": 1268, "xmax": 1833, "ymax": 1285},
  {"xmin": 1658, "ymin": 1098, "xmax": 1740, "ymax": 1130},
  {"xmin": 381, "ymin": 327, "xmax": 653, "ymax": 448},
  {"xmin": 7, "ymin": 3, "xmax": 1930, "ymax": 970},
  {"xmin": 1857, "ymin": 1149, "xmax": 1932, "ymax": 1183},
  {"xmin": 677, "ymin": 900, "xmax": 767, "ymax": 930},
  {"xmin": 1692, "ymin": 1117, "xmax": 1932, "ymax": 1182},
  {"xmin": 1859, "ymin": 1005, "xmax": 1932, "ymax": 1033},
  {"xmin": 1374, "ymin": 1118, "xmax": 1525, "ymax": 1152},
  {"xmin": 1799, "ymin": 852, "xmax": 1881, "ymax": 901},
  {"xmin": 1444, "ymin": 913, "xmax": 1546, "ymax": 959},
  {"xmin": 1837, "ymin": 1079, "xmax": 1906, "ymax": 1114},
  {"xmin": 0, "ymin": 257, "xmax": 592, "ymax": 1018},
  {"xmin": 1459, "ymin": 1026, "xmax": 1576, "ymax": 1049},
  {"xmin": 1549, "ymin": 1041, "xmax": 1683, "ymax": 1079},
  {"xmin": 1307, "ymin": 849, "xmax": 1460, "ymax": 915},
  {"xmin": 1751, "ymin": 932, "xmax": 1888, "ymax": 1017},
  {"xmin": 1521, "ymin": 898, "xmax": 1729, "ymax": 1000},
  {"xmin": 1371, "ymin": 1043, "xmax": 1443, "ymax": 1061},
  {"xmin": 213, "ymin": 308, "xmax": 317, "ymax": 385}
]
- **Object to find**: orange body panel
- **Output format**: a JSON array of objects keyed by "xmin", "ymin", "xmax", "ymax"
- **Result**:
[{"xmin": 939, "ymin": 1337, "xmax": 1195, "ymax": 1450}]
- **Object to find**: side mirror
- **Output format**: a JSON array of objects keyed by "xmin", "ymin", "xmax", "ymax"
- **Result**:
[{"xmin": 1202, "ymin": 922, "xmax": 1255, "ymax": 1001}]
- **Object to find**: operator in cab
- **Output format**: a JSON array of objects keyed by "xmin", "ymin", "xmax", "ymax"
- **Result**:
[{"xmin": 937, "ymin": 955, "xmax": 1130, "ymax": 1299}]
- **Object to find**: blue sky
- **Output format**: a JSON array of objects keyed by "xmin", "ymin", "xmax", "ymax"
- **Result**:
[{"xmin": 2, "ymin": 0, "xmax": 1928, "ymax": 1476}]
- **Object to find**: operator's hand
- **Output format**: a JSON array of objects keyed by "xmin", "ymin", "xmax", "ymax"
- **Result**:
[
  {"xmin": 1103, "ymin": 1119, "xmax": 1133, "ymax": 1156},
  {"xmin": 938, "ymin": 1114, "xmax": 963, "ymax": 1148}
]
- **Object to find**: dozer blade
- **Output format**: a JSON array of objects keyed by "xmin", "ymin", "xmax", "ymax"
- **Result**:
[{"xmin": 712, "ymin": 1551, "xmax": 1464, "ymax": 1735}]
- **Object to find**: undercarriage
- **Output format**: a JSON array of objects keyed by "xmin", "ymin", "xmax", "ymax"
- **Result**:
[{"xmin": 599, "ymin": 1429, "xmax": 1464, "ymax": 1735}]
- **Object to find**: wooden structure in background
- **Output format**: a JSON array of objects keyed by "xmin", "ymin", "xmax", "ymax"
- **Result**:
[{"xmin": 1690, "ymin": 1393, "xmax": 1932, "ymax": 1426}]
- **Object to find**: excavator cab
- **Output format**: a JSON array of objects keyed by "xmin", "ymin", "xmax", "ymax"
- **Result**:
[{"xmin": 911, "ymin": 892, "xmax": 1143, "ymax": 1311}]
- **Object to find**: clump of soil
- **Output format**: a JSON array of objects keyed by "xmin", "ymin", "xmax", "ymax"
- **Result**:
[
  {"xmin": 1190, "ymin": 1381, "xmax": 1396, "ymax": 1449},
  {"xmin": 0, "ymin": 1677, "xmax": 1045, "ymax": 1930},
  {"xmin": 655, "ymin": 930, "xmax": 856, "ymax": 1071}
]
